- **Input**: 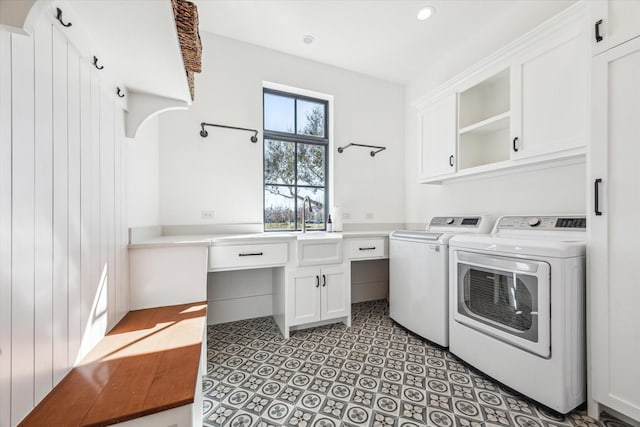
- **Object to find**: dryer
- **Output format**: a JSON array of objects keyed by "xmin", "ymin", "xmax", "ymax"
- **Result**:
[
  {"xmin": 448, "ymin": 215, "xmax": 586, "ymax": 414},
  {"xmin": 389, "ymin": 216, "xmax": 493, "ymax": 347}
]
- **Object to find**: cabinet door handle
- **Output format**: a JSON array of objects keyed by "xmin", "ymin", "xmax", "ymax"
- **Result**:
[
  {"xmin": 238, "ymin": 252, "xmax": 263, "ymax": 257},
  {"xmin": 322, "ymin": 274, "xmax": 326, "ymax": 287},
  {"xmin": 449, "ymin": 155, "xmax": 454, "ymax": 167},
  {"xmin": 594, "ymin": 178, "xmax": 603, "ymax": 216},
  {"xmin": 316, "ymin": 275, "xmax": 320, "ymax": 288},
  {"xmin": 595, "ymin": 19, "xmax": 603, "ymax": 43},
  {"xmin": 359, "ymin": 247, "xmax": 376, "ymax": 251},
  {"xmin": 513, "ymin": 137, "xmax": 519, "ymax": 152}
]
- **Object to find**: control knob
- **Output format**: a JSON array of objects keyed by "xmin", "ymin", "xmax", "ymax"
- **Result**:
[
  {"xmin": 445, "ymin": 218, "xmax": 454, "ymax": 225},
  {"xmin": 527, "ymin": 217, "xmax": 541, "ymax": 227}
]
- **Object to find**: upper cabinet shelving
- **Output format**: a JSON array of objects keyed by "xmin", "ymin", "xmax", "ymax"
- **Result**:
[{"xmin": 416, "ymin": 2, "xmax": 589, "ymax": 184}]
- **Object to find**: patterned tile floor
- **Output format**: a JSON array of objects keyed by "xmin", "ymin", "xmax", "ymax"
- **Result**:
[{"xmin": 203, "ymin": 300, "xmax": 630, "ymax": 427}]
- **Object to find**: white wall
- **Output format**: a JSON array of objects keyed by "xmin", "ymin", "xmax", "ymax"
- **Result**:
[
  {"xmin": 127, "ymin": 116, "xmax": 160, "ymax": 228},
  {"xmin": 0, "ymin": 17, "xmax": 129, "ymax": 426},
  {"xmin": 403, "ymin": 15, "xmax": 586, "ymax": 226},
  {"xmin": 159, "ymin": 33, "xmax": 405, "ymax": 227}
]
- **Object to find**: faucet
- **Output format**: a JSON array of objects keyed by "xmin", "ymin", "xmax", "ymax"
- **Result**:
[{"xmin": 302, "ymin": 196, "xmax": 312, "ymax": 233}]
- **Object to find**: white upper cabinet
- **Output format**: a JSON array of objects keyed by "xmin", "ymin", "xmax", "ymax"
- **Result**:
[
  {"xmin": 591, "ymin": 0, "xmax": 640, "ymax": 55},
  {"xmin": 457, "ymin": 68, "xmax": 511, "ymax": 171},
  {"xmin": 415, "ymin": 3, "xmax": 589, "ymax": 184},
  {"xmin": 511, "ymin": 22, "xmax": 588, "ymax": 160},
  {"xmin": 417, "ymin": 94, "xmax": 457, "ymax": 182}
]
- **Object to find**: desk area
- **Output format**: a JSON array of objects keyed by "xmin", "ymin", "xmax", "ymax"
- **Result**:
[{"xmin": 128, "ymin": 231, "xmax": 390, "ymax": 338}]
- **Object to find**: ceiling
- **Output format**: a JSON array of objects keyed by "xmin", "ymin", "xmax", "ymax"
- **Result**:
[{"xmin": 194, "ymin": 0, "xmax": 575, "ymax": 84}]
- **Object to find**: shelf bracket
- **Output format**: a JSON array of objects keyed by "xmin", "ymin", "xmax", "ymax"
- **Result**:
[{"xmin": 337, "ymin": 143, "xmax": 386, "ymax": 157}]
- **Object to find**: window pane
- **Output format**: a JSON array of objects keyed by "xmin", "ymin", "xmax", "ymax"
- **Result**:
[
  {"xmin": 297, "ymin": 187, "xmax": 325, "ymax": 230},
  {"xmin": 264, "ymin": 93, "xmax": 295, "ymax": 133},
  {"xmin": 297, "ymin": 143, "xmax": 325, "ymax": 186},
  {"xmin": 265, "ymin": 139, "xmax": 295, "ymax": 185},
  {"xmin": 296, "ymin": 99, "xmax": 325, "ymax": 137},
  {"xmin": 265, "ymin": 185, "xmax": 295, "ymax": 230}
]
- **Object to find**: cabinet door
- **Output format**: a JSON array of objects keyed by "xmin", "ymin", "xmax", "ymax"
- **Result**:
[
  {"xmin": 591, "ymin": 0, "xmax": 640, "ymax": 55},
  {"xmin": 288, "ymin": 268, "xmax": 321, "ymax": 326},
  {"xmin": 320, "ymin": 265, "xmax": 349, "ymax": 321},
  {"xmin": 418, "ymin": 94, "xmax": 457, "ymax": 181},
  {"xmin": 589, "ymin": 37, "xmax": 640, "ymax": 421},
  {"xmin": 511, "ymin": 24, "xmax": 588, "ymax": 160}
]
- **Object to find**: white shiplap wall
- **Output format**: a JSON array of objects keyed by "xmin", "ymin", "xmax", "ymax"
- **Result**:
[{"xmin": 0, "ymin": 17, "xmax": 129, "ymax": 427}]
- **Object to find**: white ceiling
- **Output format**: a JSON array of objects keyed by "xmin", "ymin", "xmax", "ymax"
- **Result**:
[{"xmin": 195, "ymin": 0, "xmax": 575, "ymax": 84}]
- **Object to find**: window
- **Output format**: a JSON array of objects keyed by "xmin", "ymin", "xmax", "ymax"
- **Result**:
[{"xmin": 263, "ymin": 88, "xmax": 328, "ymax": 231}]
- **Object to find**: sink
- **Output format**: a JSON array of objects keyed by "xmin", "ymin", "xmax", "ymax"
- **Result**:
[
  {"xmin": 296, "ymin": 233, "xmax": 343, "ymax": 266},
  {"xmin": 296, "ymin": 232, "xmax": 342, "ymax": 241}
]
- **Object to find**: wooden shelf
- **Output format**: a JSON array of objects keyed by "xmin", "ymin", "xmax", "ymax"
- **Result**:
[{"xmin": 459, "ymin": 111, "xmax": 510, "ymax": 135}]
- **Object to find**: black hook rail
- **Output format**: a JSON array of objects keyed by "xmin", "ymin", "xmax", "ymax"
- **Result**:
[
  {"xmin": 337, "ymin": 143, "xmax": 386, "ymax": 157},
  {"xmin": 55, "ymin": 7, "xmax": 72, "ymax": 27},
  {"xmin": 93, "ymin": 56, "xmax": 104, "ymax": 70},
  {"xmin": 200, "ymin": 122, "xmax": 259, "ymax": 143}
]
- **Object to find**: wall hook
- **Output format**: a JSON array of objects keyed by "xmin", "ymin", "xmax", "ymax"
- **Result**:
[
  {"xmin": 116, "ymin": 87, "xmax": 125, "ymax": 98},
  {"xmin": 93, "ymin": 56, "xmax": 104, "ymax": 70},
  {"xmin": 55, "ymin": 7, "xmax": 72, "ymax": 28},
  {"xmin": 200, "ymin": 122, "xmax": 259, "ymax": 143},
  {"xmin": 337, "ymin": 143, "xmax": 386, "ymax": 157}
]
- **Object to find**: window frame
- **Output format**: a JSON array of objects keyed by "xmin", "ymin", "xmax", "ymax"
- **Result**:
[{"xmin": 263, "ymin": 88, "xmax": 330, "ymax": 232}]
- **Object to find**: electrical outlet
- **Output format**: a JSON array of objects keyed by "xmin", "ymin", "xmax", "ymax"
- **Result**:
[
  {"xmin": 343, "ymin": 212, "xmax": 351, "ymax": 220},
  {"xmin": 365, "ymin": 212, "xmax": 374, "ymax": 220},
  {"xmin": 201, "ymin": 210, "xmax": 215, "ymax": 220}
]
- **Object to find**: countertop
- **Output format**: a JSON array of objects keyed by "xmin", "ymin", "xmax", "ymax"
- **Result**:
[{"xmin": 128, "ymin": 230, "xmax": 393, "ymax": 249}]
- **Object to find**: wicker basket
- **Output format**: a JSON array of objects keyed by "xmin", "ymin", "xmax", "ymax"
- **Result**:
[
  {"xmin": 187, "ymin": 70, "xmax": 195, "ymax": 100},
  {"xmin": 172, "ymin": 0, "xmax": 202, "ymax": 73}
]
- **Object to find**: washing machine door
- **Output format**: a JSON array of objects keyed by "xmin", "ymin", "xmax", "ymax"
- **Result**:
[{"xmin": 452, "ymin": 250, "xmax": 551, "ymax": 358}]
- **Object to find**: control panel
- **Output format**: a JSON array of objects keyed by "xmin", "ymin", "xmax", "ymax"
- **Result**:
[
  {"xmin": 430, "ymin": 216, "xmax": 482, "ymax": 228},
  {"xmin": 497, "ymin": 216, "xmax": 586, "ymax": 230}
]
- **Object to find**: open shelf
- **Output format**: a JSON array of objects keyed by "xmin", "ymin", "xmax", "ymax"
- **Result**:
[{"xmin": 459, "ymin": 111, "xmax": 510, "ymax": 135}]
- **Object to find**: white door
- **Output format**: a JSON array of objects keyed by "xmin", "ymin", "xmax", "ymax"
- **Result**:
[
  {"xmin": 591, "ymin": 0, "xmax": 640, "ymax": 55},
  {"xmin": 589, "ymin": 36, "xmax": 640, "ymax": 421},
  {"xmin": 511, "ymin": 24, "xmax": 588, "ymax": 159},
  {"xmin": 418, "ymin": 93, "xmax": 457, "ymax": 181},
  {"xmin": 320, "ymin": 265, "xmax": 348, "ymax": 321},
  {"xmin": 288, "ymin": 268, "xmax": 321, "ymax": 326}
]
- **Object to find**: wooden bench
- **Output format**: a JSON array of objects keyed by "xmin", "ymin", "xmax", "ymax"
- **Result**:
[{"xmin": 19, "ymin": 302, "xmax": 208, "ymax": 427}]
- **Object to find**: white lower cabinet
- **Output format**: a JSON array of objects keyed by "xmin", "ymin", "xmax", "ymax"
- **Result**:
[
  {"xmin": 588, "ymin": 36, "xmax": 640, "ymax": 423},
  {"xmin": 287, "ymin": 264, "xmax": 350, "ymax": 327}
]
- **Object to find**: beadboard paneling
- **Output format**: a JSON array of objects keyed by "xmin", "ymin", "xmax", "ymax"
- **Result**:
[{"xmin": 0, "ymin": 21, "xmax": 130, "ymax": 426}]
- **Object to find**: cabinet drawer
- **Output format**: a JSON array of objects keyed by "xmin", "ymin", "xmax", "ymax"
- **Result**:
[
  {"xmin": 348, "ymin": 238, "xmax": 387, "ymax": 259},
  {"xmin": 209, "ymin": 243, "xmax": 288, "ymax": 271}
]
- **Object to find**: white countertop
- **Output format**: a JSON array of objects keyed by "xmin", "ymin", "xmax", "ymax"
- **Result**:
[{"xmin": 128, "ymin": 230, "xmax": 393, "ymax": 249}]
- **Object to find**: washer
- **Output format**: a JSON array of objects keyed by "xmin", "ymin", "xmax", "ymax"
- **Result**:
[
  {"xmin": 389, "ymin": 216, "xmax": 494, "ymax": 347},
  {"xmin": 448, "ymin": 215, "xmax": 586, "ymax": 414}
]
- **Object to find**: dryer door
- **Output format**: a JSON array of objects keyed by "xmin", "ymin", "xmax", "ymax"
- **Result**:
[{"xmin": 452, "ymin": 250, "xmax": 551, "ymax": 358}]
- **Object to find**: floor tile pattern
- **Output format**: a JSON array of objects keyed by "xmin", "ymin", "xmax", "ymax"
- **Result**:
[{"xmin": 203, "ymin": 300, "xmax": 629, "ymax": 427}]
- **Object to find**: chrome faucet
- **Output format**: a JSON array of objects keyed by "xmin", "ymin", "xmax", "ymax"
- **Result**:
[{"xmin": 302, "ymin": 196, "xmax": 312, "ymax": 233}]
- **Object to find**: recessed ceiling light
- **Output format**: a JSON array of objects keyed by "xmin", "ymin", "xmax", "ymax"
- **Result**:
[
  {"xmin": 417, "ymin": 6, "xmax": 435, "ymax": 21},
  {"xmin": 303, "ymin": 34, "xmax": 315, "ymax": 44}
]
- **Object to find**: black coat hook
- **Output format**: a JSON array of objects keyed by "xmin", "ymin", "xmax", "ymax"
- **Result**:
[
  {"xmin": 93, "ymin": 56, "xmax": 104, "ymax": 70},
  {"xmin": 55, "ymin": 8, "xmax": 72, "ymax": 28},
  {"xmin": 116, "ymin": 87, "xmax": 125, "ymax": 98}
]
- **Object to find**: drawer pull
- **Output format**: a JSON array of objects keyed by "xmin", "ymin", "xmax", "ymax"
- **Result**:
[
  {"xmin": 238, "ymin": 252, "xmax": 264, "ymax": 257},
  {"xmin": 359, "ymin": 247, "xmax": 376, "ymax": 251}
]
